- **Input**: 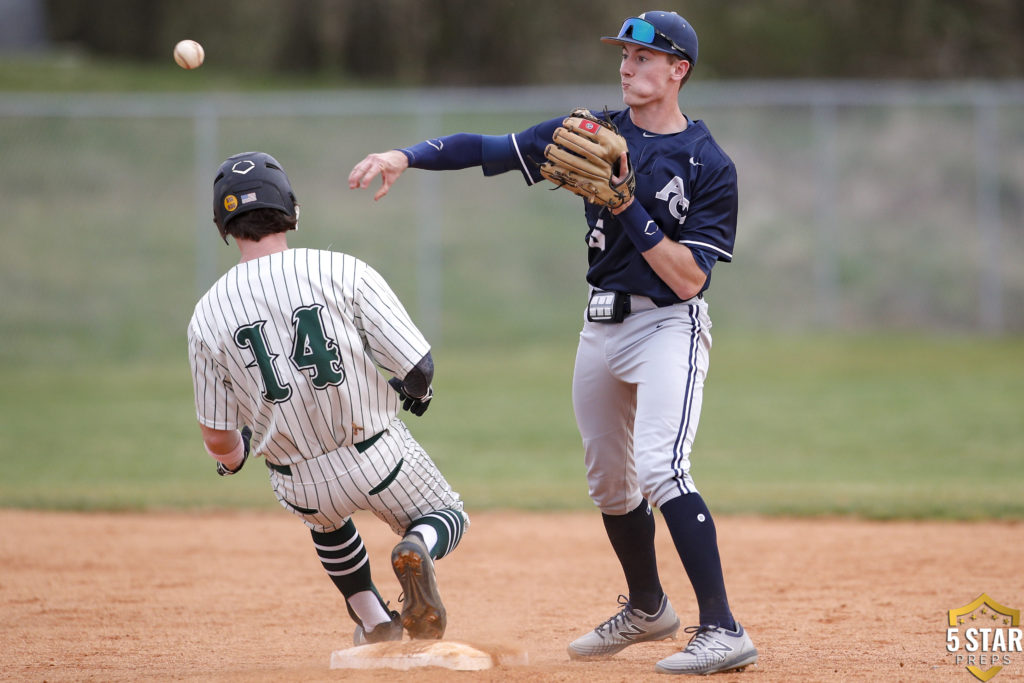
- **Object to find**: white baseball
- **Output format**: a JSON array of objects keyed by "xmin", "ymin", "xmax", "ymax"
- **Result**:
[{"xmin": 173, "ymin": 40, "xmax": 205, "ymax": 70}]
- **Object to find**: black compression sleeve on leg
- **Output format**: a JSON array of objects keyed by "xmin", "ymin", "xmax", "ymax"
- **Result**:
[
  {"xmin": 660, "ymin": 493, "xmax": 735, "ymax": 630},
  {"xmin": 602, "ymin": 500, "xmax": 664, "ymax": 614}
]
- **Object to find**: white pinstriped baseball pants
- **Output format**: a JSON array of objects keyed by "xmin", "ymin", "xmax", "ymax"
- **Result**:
[
  {"xmin": 572, "ymin": 295, "xmax": 712, "ymax": 514},
  {"xmin": 267, "ymin": 417, "xmax": 466, "ymax": 535}
]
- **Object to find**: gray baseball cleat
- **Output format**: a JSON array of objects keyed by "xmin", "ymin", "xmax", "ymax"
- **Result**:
[
  {"xmin": 568, "ymin": 594, "xmax": 680, "ymax": 659},
  {"xmin": 352, "ymin": 609, "xmax": 403, "ymax": 646},
  {"xmin": 391, "ymin": 533, "xmax": 446, "ymax": 639},
  {"xmin": 654, "ymin": 623, "xmax": 758, "ymax": 675}
]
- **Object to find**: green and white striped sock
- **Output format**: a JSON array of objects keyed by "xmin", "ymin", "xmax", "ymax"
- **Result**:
[{"xmin": 407, "ymin": 508, "xmax": 467, "ymax": 560}]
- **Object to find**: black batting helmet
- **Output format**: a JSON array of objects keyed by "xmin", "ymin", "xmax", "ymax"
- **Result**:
[{"xmin": 212, "ymin": 151, "xmax": 298, "ymax": 241}]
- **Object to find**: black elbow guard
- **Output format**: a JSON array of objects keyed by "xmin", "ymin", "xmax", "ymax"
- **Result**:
[{"xmin": 402, "ymin": 351, "xmax": 434, "ymax": 398}]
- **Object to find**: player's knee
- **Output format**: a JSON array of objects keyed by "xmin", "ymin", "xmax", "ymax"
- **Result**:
[
  {"xmin": 591, "ymin": 491, "xmax": 645, "ymax": 516},
  {"xmin": 648, "ymin": 478, "xmax": 700, "ymax": 510}
]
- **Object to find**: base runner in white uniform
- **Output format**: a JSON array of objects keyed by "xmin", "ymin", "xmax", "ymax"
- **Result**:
[{"xmin": 188, "ymin": 151, "xmax": 467, "ymax": 645}]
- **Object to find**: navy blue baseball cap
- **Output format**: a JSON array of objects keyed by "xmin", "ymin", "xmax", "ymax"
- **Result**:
[{"xmin": 601, "ymin": 11, "xmax": 698, "ymax": 65}]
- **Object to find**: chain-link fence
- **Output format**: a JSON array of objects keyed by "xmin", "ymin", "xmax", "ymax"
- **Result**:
[{"xmin": 2, "ymin": 81, "xmax": 1022, "ymax": 366}]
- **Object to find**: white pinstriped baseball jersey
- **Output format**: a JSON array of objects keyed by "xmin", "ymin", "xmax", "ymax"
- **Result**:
[{"xmin": 188, "ymin": 248, "xmax": 429, "ymax": 467}]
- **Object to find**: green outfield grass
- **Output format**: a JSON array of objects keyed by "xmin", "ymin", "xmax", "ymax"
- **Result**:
[
  {"xmin": 2, "ymin": 335, "xmax": 1021, "ymax": 519},
  {"xmin": 2, "ymin": 56, "xmax": 1022, "ymax": 520}
]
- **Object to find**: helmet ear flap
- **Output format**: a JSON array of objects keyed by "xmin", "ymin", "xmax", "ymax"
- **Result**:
[
  {"xmin": 215, "ymin": 215, "xmax": 230, "ymax": 244},
  {"xmin": 212, "ymin": 169, "xmax": 230, "ymax": 244}
]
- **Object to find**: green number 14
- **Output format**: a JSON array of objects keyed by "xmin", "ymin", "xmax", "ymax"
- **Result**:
[{"xmin": 233, "ymin": 304, "xmax": 346, "ymax": 403}]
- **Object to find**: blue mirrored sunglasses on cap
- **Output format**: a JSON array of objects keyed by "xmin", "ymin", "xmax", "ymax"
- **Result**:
[{"xmin": 615, "ymin": 17, "xmax": 691, "ymax": 60}]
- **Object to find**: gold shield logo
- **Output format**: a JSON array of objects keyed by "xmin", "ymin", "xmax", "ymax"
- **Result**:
[
  {"xmin": 224, "ymin": 195, "xmax": 238, "ymax": 212},
  {"xmin": 946, "ymin": 594, "xmax": 1022, "ymax": 681}
]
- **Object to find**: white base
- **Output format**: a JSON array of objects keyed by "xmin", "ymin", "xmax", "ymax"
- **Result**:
[{"xmin": 329, "ymin": 640, "xmax": 528, "ymax": 671}]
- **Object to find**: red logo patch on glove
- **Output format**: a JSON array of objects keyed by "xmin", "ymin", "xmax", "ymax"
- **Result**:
[{"xmin": 578, "ymin": 119, "xmax": 600, "ymax": 134}]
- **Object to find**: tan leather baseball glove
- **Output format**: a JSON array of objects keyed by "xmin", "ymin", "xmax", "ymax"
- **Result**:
[{"xmin": 540, "ymin": 108, "xmax": 635, "ymax": 209}]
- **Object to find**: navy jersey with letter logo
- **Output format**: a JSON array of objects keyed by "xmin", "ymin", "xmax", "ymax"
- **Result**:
[{"xmin": 482, "ymin": 109, "xmax": 738, "ymax": 305}]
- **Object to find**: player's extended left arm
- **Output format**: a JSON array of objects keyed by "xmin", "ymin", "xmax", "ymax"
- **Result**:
[{"xmin": 199, "ymin": 424, "xmax": 252, "ymax": 476}]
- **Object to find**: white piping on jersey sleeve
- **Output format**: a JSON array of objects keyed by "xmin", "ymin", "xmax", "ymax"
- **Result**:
[
  {"xmin": 510, "ymin": 134, "xmax": 539, "ymax": 186},
  {"xmin": 680, "ymin": 239, "xmax": 733, "ymax": 261}
]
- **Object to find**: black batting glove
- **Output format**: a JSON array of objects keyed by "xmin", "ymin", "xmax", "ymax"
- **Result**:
[
  {"xmin": 388, "ymin": 377, "xmax": 433, "ymax": 417},
  {"xmin": 216, "ymin": 426, "xmax": 252, "ymax": 476}
]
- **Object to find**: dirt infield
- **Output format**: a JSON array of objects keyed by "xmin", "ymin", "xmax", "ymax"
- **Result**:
[{"xmin": 2, "ymin": 509, "xmax": 1021, "ymax": 682}]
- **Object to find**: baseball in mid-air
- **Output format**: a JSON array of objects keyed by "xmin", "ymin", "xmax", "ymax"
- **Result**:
[{"xmin": 173, "ymin": 40, "xmax": 204, "ymax": 70}]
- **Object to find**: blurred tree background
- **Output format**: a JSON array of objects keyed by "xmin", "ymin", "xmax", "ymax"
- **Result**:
[{"xmin": 19, "ymin": 0, "xmax": 1024, "ymax": 85}]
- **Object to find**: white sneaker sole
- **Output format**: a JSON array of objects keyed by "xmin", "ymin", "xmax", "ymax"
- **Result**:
[{"xmin": 655, "ymin": 649, "xmax": 758, "ymax": 675}]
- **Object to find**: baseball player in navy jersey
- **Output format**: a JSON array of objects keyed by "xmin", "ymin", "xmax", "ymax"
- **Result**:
[
  {"xmin": 188, "ymin": 151, "xmax": 468, "ymax": 646},
  {"xmin": 348, "ymin": 11, "xmax": 758, "ymax": 675}
]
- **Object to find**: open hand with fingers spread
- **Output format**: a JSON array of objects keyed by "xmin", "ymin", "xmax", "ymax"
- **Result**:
[{"xmin": 348, "ymin": 150, "xmax": 410, "ymax": 200}]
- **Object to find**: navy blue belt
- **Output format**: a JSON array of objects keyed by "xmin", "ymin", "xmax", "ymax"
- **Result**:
[{"xmin": 266, "ymin": 431, "xmax": 384, "ymax": 476}]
